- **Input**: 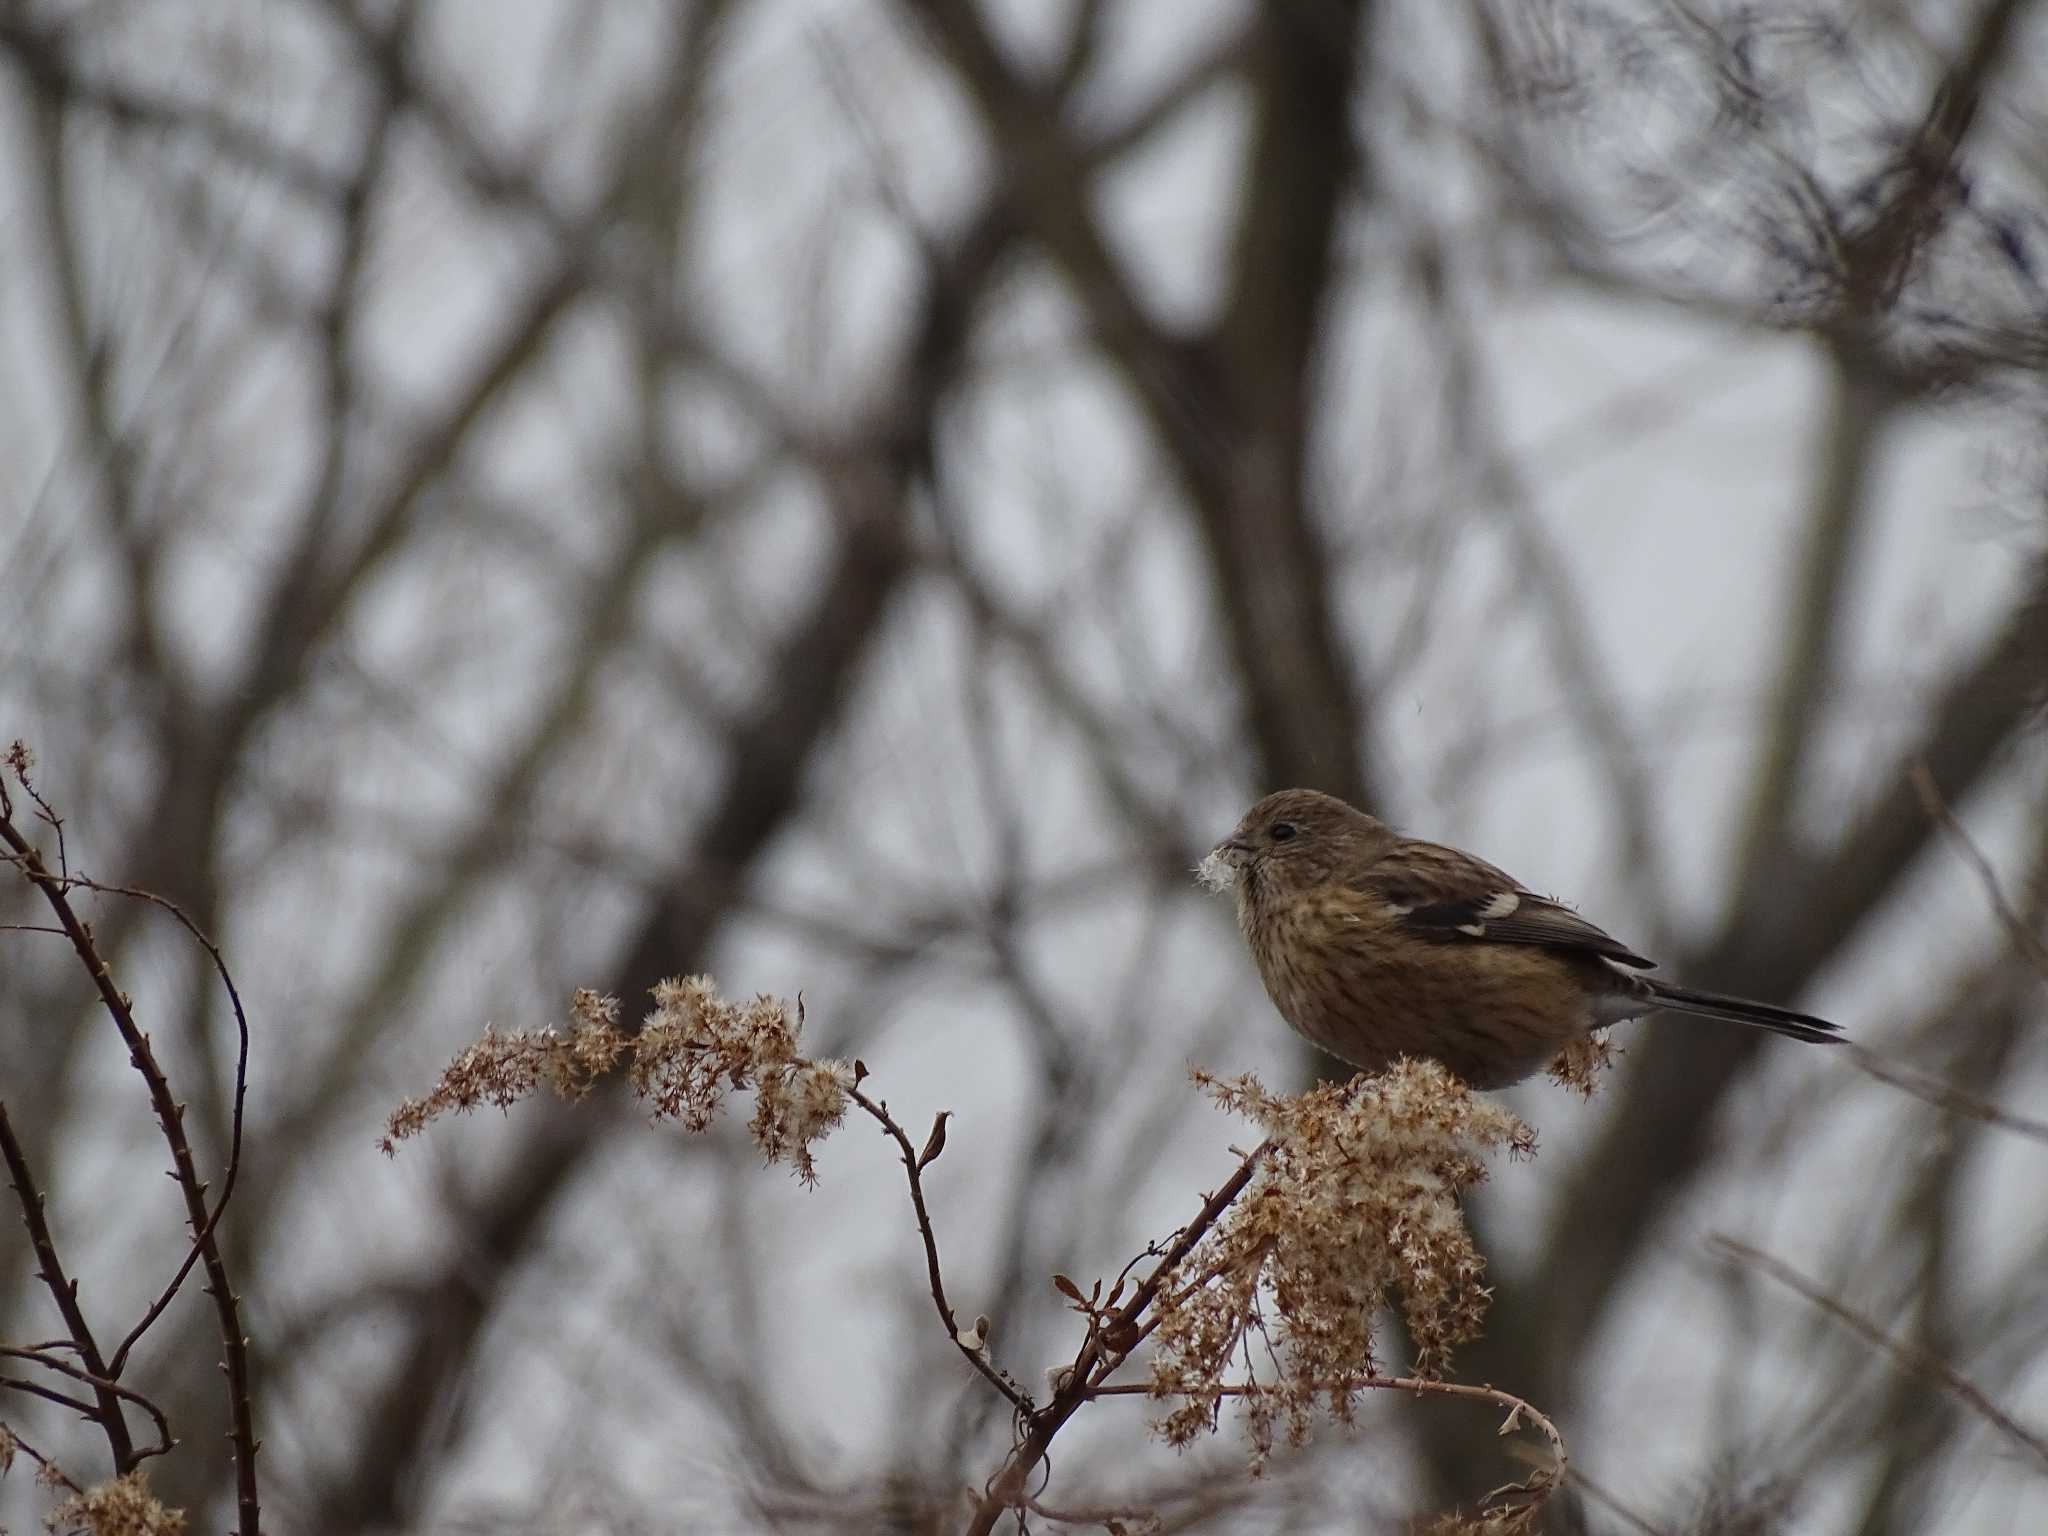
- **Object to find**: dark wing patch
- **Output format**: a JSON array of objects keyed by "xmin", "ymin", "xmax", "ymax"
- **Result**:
[{"xmin": 1354, "ymin": 839, "xmax": 1655, "ymax": 969}]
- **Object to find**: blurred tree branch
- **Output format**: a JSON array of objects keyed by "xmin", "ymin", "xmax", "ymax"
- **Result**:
[
  {"xmin": 905, "ymin": 0, "xmax": 1375, "ymax": 805},
  {"xmin": 6, "ymin": 0, "xmax": 2047, "ymax": 1530}
]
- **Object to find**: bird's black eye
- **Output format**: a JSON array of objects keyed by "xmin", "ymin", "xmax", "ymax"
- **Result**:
[{"xmin": 1269, "ymin": 820, "xmax": 1299, "ymax": 843}]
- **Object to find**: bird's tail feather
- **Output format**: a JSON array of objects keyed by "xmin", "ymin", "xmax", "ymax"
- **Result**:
[{"xmin": 1645, "ymin": 981, "xmax": 1845, "ymax": 1045}]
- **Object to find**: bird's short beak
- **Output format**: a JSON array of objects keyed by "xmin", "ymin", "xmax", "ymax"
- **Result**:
[{"xmin": 1214, "ymin": 837, "xmax": 1253, "ymax": 864}]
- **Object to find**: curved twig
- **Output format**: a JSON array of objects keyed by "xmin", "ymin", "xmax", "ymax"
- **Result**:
[
  {"xmin": 1085, "ymin": 1373, "xmax": 1569, "ymax": 1495},
  {"xmin": 0, "ymin": 856, "xmax": 252, "ymax": 1378},
  {"xmin": 0, "ymin": 1346, "xmax": 175, "ymax": 1459},
  {"xmin": 845, "ymin": 1082, "xmax": 1035, "ymax": 1417}
]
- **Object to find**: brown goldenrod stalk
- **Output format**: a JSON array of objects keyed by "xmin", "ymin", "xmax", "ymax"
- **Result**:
[
  {"xmin": 1143, "ymin": 1065, "xmax": 1535, "ymax": 1464},
  {"xmin": 383, "ymin": 981, "xmax": 851, "ymax": 1176},
  {"xmin": 391, "ymin": 982, "xmax": 1556, "ymax": 1532},
  {"xmin": 383, "ymin": 980, "xmax": 1032, "ymax": 1412},
  {"xmin": 963, "ymin": 1061, "xmax": 1544, "ymax": 1534}
]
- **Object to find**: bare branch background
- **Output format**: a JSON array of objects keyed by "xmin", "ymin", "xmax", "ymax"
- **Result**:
[{"xmin": 3, "ymin": 0, "xmax": 2046, "ymax": 1530}]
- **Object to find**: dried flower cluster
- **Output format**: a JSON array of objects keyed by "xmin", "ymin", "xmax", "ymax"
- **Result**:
[
  {"xmin": 382, "ymin": 979, "xmax": 851, "ymax": 1183},
  {"xmin": 1545, "ymin": 1029, "xmax": 1616, "ymax": 1096},
  {"xmin": 44, "ymin": 1471, "xmax": 187, "ymax": 1536},
  {"xmin": 1147, "ymin": 1061, "xmax": 1534, "ymax": 1467}
]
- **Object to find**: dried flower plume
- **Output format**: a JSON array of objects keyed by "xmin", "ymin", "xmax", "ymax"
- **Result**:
[
  {"xmin": 1148, "ymin": 1061, "xmax": 1534, "ymax": 1467},
  {"xmin": 1545, "ymin": 1030, "xmax": 1616, "ymax": 1096},
  {"xmin": 383, "ymin": 975, "xmax": 1564, "ymax": 1513},
  {"xmin": 383, "ymin": 979, "xmax": 851, "ymax": 1183},
  {"xmin": 45, "ymin": 1471, "xmax": 187, "ymax": 1536}
]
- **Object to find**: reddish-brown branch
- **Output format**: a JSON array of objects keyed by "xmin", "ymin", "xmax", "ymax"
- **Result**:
[
  {"xmin": 961, "ymin": 1143, "xmax": 1267, "ymax": 1536},
  {"xmin": 0, "ymin": 797, "xmax": 261, "ymax": 1534}
]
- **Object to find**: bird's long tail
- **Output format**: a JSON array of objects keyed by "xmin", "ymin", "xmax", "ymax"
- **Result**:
[{"xmin": 1645, "ymin": 980, "xmax": 1845, "ymax": 1045}]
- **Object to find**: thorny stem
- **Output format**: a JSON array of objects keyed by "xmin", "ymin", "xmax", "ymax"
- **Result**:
[
  {"xmin": 0, "ymin": 788, "xmax": 261, "ymax": 1534},
  {"xmin": 77, "ymin": 877, "xmax": 254, "ymax": 1379},
  {"xmin": 0, "ymin": 1345, "xmax": 175, "ymax": 1459},
  {"xmin": 0, "ymin": 862, "xmax": 255, "ymax": 1376},
  {"xmin": 0, "ymin": 1422, "xmax": 84, "ymax": 1492},
  {"xmin": 0, "ymin": 1099, "xmax": 137, "ymax": 1470}
]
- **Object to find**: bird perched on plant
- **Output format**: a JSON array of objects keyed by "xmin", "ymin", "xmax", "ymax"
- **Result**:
[{"xmin": 1198, "ymin": 788, "xmax": 1843, "ymax": 1089}]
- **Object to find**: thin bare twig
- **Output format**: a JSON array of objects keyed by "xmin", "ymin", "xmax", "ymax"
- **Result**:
[
  {"xmin": 0, "ymin": 1346, "xmax": 174, "ymax": 1459},
  {"xmin": 2, "ymin": 1376, "xmax": 100, "ymax": 1420},
  {"xmin": 1714, "ymin": 1236, "xmax": 2048, "ymax": 1470},
  {"xmin": 0, "ymin": 1098, "xmax": 136, "ymax": 1470},
  {"xmin": 0, "ymin": 1418, "xmax": 84, "ymax": 1492},
  {"xmin": 1083, "ymin": 1373, "xmax": 1568, "ymax": 1503},
  {"xmin": 1910, "ymin": 761, "xmax": 2048, "ymax": 980},
  {"xmin": 9, "ymin": 757, "xmax": 68, "ymax": 877},
  {"xmin": 1560, "ymin": 1462, "xmax": 1670, "ymax": 1536},
  {"xmin": 845, "ymin": 1081, "xmax": 1034, "ymax": 1418},
  {"xmin": 1846, "ymin": 1043, "xmax": 2048, "ymax": 1147},
  {"xmin": 1012, "ymin": 1457, "xmax": 1272, "ymax": 1533},
  {"xmin": 0, "ymin": 856, "xmax": 255, "ymax": 1379},
  {"xmin": 59, "ymin": 878, "xmax": 249, "ymax": 1377}
]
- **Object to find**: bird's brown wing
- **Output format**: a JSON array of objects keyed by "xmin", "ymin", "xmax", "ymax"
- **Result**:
[{"xmin": 1351, "ymin": 838, "xmax": 1655, "ymax": 969}]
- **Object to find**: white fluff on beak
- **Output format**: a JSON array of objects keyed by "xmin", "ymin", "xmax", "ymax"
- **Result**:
[{"xmin": 1195, "ymin": 847, "xmax": 1241, "ymax": 894}]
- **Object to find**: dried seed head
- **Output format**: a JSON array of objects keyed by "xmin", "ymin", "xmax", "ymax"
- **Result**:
[
  {"xmin": 46, "ymin": 1471, "xmax": 187, "ymax": 1536},
  {"xmin": 383, "ymin": 977, "xmax": 849, "ymax": 1182},
  {"xmin": 1148, "ymin": 1061, "xmax": 1533, "ymax": 1468}
]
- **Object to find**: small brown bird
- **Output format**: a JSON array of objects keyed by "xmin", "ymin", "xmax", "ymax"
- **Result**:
[{"xmin": 1200, "ymin": 788, "xmax": 1843, "ymax": 1088}]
